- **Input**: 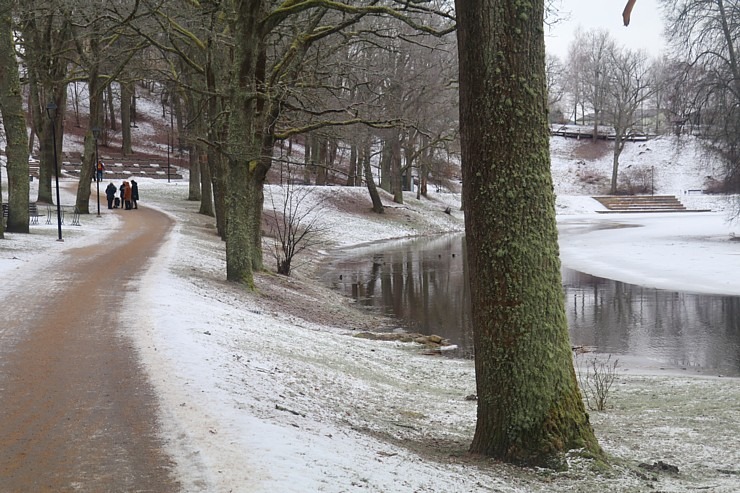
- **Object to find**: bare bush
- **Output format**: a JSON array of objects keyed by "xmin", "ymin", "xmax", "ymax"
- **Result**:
[
  {"xmin": 618, "ymin": 166, "xmax": 656, "ymax": 194},
  {"xmin": 577, "ymin": 354, "xmax": 619, "ymax": 411},
  {"xmin": 576, "ymin": 165, "xmax": 609, "ymax": 187},
  {"xmin": 266, "ymin": 182, "xmax": 327, "ymax": 276}
]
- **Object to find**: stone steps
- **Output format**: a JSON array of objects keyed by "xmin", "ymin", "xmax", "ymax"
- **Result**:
[
  {"xmin": 61, "ymin": 160, "xmax": 183, "ymax": 180},
  {"xmin": 593, "ymin": 195, "xmax": 711, "ymax": 213}
]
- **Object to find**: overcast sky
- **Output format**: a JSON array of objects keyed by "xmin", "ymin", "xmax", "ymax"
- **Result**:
[{"xmin": 545, "ymin": 0, "xmax": 667, "ymax": 60}]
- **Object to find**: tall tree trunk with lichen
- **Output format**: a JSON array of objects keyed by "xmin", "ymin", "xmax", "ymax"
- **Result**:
[
  {"xmin": 205, "ymin": 53, "xmax": 225, "ymax": 233},
  {"xmin": 121, "ymin": 81, "xmax": 133, "ymax": 155},
  {"xmin": 0, "ymin": 0, "xmax": 30, "ymax": 234},
  {"xmin": 75, "ymin": 58, "xmax": 103, "ymax": 215},
  {"xmin": 107, "ymin": 84, "xmax": 116, "ymax": 132},
  {"xmin": 390, "ymin": 129, "xmax": 403, "ymax": 204},
  {"xmin": 23, "ymin": 11, "xmax": 72, "ymax": 205},
  {"xmin": 455, "ymin": 0, "xmax": 601, "ymax": 467},
  {"xmin": 223, "ymin": 0, "xmax": 267, "ymax": 286},
  {"xmin": 362, "ymin": 142, "xmax": 384, "ymax": 214}
]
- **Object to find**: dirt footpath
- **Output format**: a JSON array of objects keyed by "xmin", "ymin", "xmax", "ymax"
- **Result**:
[{"xmin": 0, "ymin": 206, "xmax": 179, "ymax": 492}]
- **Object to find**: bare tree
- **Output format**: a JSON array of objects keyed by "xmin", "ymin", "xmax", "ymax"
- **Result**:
[
  {"xmin": 546, "ymin": 53, "xmax": 566, "ymax": 122},
  {"xmin": 604, "ymin": 48, "xmax": 656, "ymax": 194},
  {"xmin": 659, "ymin": 59, "xmax": 707, "ymax": 136},
  {"xmin": 563, "ymin": 39, "xmax": 587, "ymax": 124},
  {"xmin": 661, "ymin": 0, "xmax": 740, "ymax": 193},
  {"xmin": 220, "ymin": 2, "xmax": 454, "ymax": 286},
  {"xmin": 18, "ymin": 1, "xmax": 74, "ymax": 205},
  {"xmin": 568, "ymin": 29, "xmax": 616, "ymax": 138}
]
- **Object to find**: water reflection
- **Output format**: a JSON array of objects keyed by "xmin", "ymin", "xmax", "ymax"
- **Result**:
[{"xmin": 320, "ymin": 234, "xmax": 740, "ymax": 376}]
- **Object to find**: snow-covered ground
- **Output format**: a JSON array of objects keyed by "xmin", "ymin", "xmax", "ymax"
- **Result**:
[{"xmin": 2, "ymin": 134, "xmax": 740, "ymax": 492}]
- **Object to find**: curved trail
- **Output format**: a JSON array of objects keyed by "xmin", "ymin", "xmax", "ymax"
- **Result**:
[{"xmin": 0, "ymin": 206, "xmax": 179, "ymax": 492}]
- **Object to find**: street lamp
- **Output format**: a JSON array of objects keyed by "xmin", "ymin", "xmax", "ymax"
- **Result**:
[
  {"xmin": 46, "ymin": 102, "xmax": 63, "ymax": 242},
  {"xmin": 92, "ymin": 127, "xmax": 101, "ymax": 217},
  {"xmin": 167, "ymin": 100, "xmax": 172, "ymax": 183},
  {"xmin": 166, "ymin": 120, "xmax": 171, "ymax": 184}
]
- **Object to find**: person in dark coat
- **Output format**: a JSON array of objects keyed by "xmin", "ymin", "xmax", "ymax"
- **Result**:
[
  {"xmin": 131, "ymin": 180, "xmax": 139, "ymax": 209},
  {"xmin": 119, "ymin": 182, "xmax": 126, "ymax": 209},
  {"xmin": 105, "ymin": 182, "xmax": 117, "ymax": 209}
]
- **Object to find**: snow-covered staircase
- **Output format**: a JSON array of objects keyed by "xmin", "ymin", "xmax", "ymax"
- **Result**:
[{"xmin": 593, "ymin": 195, "xmax": 711, "ymax": 213}]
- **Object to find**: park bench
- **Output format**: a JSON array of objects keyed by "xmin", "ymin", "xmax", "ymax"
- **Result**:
[{"xmin": 2, "ymin": 202, "xmax": 42, "ymax": 225}]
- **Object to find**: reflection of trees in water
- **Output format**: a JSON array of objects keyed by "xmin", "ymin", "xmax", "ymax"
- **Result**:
[
  {"xmin": 565, "ymin": 271, "xmax": 740, "ymax": 373},
  {"xmin": 331, "ymin": 235, "xmax": 470, "ymax": 351},
  {"xmin": 325, "ymin": 237, "xmax": 740, "ymax": 373}
]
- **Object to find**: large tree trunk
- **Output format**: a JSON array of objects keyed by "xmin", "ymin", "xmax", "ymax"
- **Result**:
[
  {"xmin": 379, "ymin": 138, "xmax": 392, "ymax": 192},
  {"xmin": 76, "ymin": 62, "xmax": 103, "ymax": 214},
  {"xmin": 347, "ymin": 143, "xmax": 358, "ymax": 186},
  {"xmin": 120, "ymin": 81, "xmax": 133, "ymax": 155},
  {"xmin": 29, "ymin": 77, "xmax": 55, "ymax": 205},
  {"xmin": 610, "ymin": 133, "xmax": 626, "ymax": 194},
  {"xmin": 22, "ymin": 13, "xmax": 72, "ymax": 205},
  {"xmin": 303, "ymin": 135, "xmax": 312, "ymax": 184},
  {"xmin": 362, "ymin": 143, "xmax": 384, "ymax": 214},
  {"xmin": 224, "ymin": 0, "xmax": 266, "ymax": 286},
  {"xmin": 209, "ymin": 147, "xmax": 226, "ymax": 236},
  {"xmin": 391, "ymin": 135, "xmax": 403, "ymax": 204},
  {"xmin": 315, "ymin": 136, "xmax": 326, "ymax": 185},
  {"xmin": 203, "ymin": 40, "xmax": 224, "ymax": 228},
  {"xmin": 183, "ymin": 89, "xmax": 201, "ymax": 202},
  {"xmin": 107, "ymin": 84, "xmax": 116, "ymax": 133},
  {"xmin": 188, "ymin": 145, "xmax": 202, "ymax": 202},
  {"xmin": 36, "ymin": 87, "xmax": 67, "ymax": 206},
  {"xmin": 0, "ymin": 1, "xmax": 30, "ymax": 233},
  {"xmin": 455, "ymin": 0, "xmax": 601, "ymax": 467},
  {"xmin": 197, "ymin": 151, "xmax": 214, "ymax": 215}
]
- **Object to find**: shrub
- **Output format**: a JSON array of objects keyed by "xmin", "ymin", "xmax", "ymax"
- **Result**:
[
  {"xmin": 618, "ymin": 166, "xmax": 656, "ymax": 194},
  {"xmin": 577, "ymin": 354, "xmax": 619, "ymax": 411}
]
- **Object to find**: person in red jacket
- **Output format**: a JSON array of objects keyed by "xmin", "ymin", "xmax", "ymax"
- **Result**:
[
  {"xmin": 123, "ymin": 181, "xmax": 133, "ymax": 210},
  {"xmin": 95, "ymin": 161, "xmax": 104, "ymax": 182}
]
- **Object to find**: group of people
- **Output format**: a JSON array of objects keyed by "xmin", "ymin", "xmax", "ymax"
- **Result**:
[{"xmin": 105, "ymin": 180, "xmax": 139, "ymax": 210}]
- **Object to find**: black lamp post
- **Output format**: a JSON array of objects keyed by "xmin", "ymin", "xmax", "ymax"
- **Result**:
[
  {"xmin": 92, "ymin": 127, "xmax": 101, "ymax": 217},
  {"xmin": 166, "ymin": 121, "xmax": 171, "ymax": 184},
  {"xmin": 167, "ymin": 101, "xmax": 172, "ymax": 183},
  {"xmin": 46, "ymin": 102, "xmax": 63, "ymax": 242}
]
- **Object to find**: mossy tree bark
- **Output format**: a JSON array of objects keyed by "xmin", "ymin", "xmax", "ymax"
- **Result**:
[
  {"xmin": 21, "ymin": 10, "xmax": 72, "ymax": 205},
  {"xmin": 0, "ymin": 0, "xmax": 30, "ymax": 234},
  {"xmin": 76, "ymin": 59, "xmax": 103, "ymax": 215},
  {"xmin": 455, "ymin": 0, "xmax": 602, "ymax": 467},
  {"xmin": 224, "ymin": 0, "xmax": 267, "ymax": 286},
  {"xmin": 120, "ymin": 81, "xmax": 133, "ymax": 156},
  {"xmin": 362, "ymin": 142, "xmax": 384, "ymax": 214},
  {"xmin": 203, "ymin": 32, "xmax": 227, "ymax": 234}
]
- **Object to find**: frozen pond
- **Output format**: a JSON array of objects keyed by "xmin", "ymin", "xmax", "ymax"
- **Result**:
[{"xmin": 319, "ymin": 234, "xmax": 740, "ymax": 376}]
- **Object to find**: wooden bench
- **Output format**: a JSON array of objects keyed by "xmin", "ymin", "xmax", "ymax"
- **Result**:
[{"xmin": 2, "ymin": 202, "xmax": 42, "ymax": 225}]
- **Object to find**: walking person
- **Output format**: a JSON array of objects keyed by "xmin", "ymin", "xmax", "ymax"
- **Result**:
[
  {"xmin": 96, "ymin": 160, "xmax": 105, "ymax": 182},
  {"xmin": 105, "ymin": 182, "xmax": 117, "ymax": 209},
  {"xmin": 131, "ymin": 180, "xmax": 139, "ymax": 209}
]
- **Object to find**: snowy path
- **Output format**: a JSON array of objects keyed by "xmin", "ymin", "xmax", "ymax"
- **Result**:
[{"xmin": 0, "ymin": 205, "xmax": 179, "ymax": 491}]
